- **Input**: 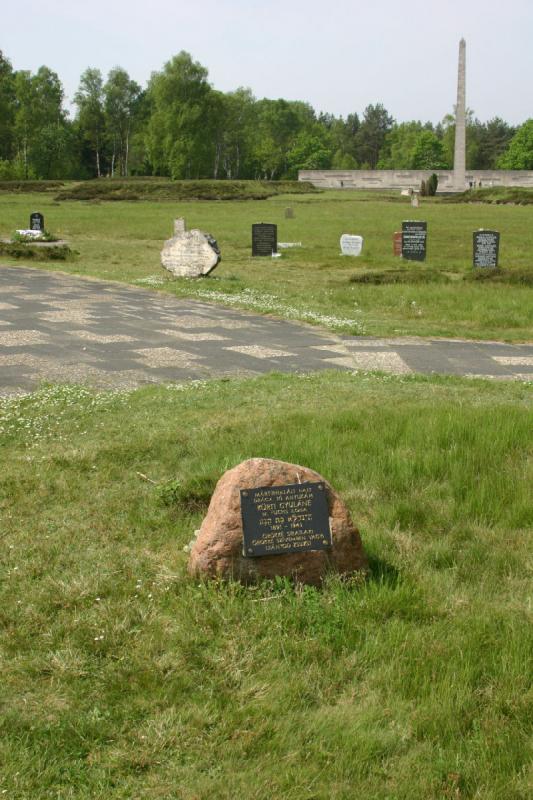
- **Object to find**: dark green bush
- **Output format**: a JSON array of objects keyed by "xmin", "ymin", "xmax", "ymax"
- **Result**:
[
  {"xmin": 0, "ymin": 180, "xmax": 66, "ymax": 193},
  {"xmin": 158, "ymin": 475, "xmax": 215, "ymax": 512},
  {"xmin": 0, "ymin": 242, "xmax": 75, "ymax": 261},
  {"xmin": 55, "ymin": 179, "xmax": 321, "ymax": 202},
  {"xmin": 443, "ymin": 187, "xmax": 533, "ymax": 205},
  {"xmin": 465, "ymin": 267, "xmax": 533, "ymax": 286},
  {"xmin": 350, "ymin": 269, "xmax": 451, "ymax": 285},
  {"xmin": 427, "ymin": 173, "xmax": 439, "ymax": 196}
]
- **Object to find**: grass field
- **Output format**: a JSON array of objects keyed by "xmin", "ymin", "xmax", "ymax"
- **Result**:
[
  {"xmin": 1, "ymin": 371, "xmax": 532, "ymax": 799},
  {"xmin": 1, "ymin": 185, "xmax": 532, "ymax": 796},
  {"xmin": 0, "ymin": 189, "xmax": 531, "ymax": 341}
]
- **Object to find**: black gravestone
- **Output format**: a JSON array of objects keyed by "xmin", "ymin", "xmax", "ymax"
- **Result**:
[
  {"xmin": 30, "ymin": 212, "xmax": 44, "ymax": 232},
  {"xmin": 240, "ymin": 481, "xmax": 332, "ymax": 557},
  {"xmin": 252, "ymin": 223, "xmax": 277, "ymax": 256},
  {"xmin": 402, "ymin": 220, "xmax": 427, "ymax": 261},
  {"xmin": 473, "ymin": 230, "xmax": 500, "ymax": 268}
]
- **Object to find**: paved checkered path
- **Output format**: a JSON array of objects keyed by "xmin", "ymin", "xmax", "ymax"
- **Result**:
[{"xmin": 0, "ymin": 266, "xmax": 532, "ymax": 397}]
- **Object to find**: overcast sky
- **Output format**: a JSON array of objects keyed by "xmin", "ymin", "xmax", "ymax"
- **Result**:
[{"xmin": 3, "ymin": 0, "xmax": 532, "ymax": 124}]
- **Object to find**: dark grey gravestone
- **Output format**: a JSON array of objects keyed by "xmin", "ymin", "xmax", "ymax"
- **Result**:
[
  {"xmin": 402, "ymin": 221, "xmax": 427, "ymax": 261},
  {"xmin": 252, "ymin": 223, "xmax": 277, "ymax": 256},
  {"xmin": 240, "ymin": 481, "xmax": 331, "ymax": 557},
  {"xmin": 285, "ymin": 207, "xmax": 294, "ymax": 219},
  {"xmin": 30, "ymin": 212, "xmax": 44, "ymax": 232},
  {"xmin": 473, "ymin": 230, "xmax": 500, "ymax": 268}
]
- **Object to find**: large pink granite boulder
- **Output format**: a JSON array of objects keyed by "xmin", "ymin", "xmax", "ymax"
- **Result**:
[{"xmin": 188, "ymin": 458, "xmax": 367, "ymax": 586}]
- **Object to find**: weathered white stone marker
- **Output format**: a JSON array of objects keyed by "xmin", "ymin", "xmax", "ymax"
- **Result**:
[
  {"xmin": 161, "ymin": 218, "xmax": 220, "ymax": 278},
  {"xmin": 340, "ymin": 234, "xmax": 363, "ymax": 256}
]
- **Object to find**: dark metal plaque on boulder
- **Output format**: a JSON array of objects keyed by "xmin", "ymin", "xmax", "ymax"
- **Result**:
[
  {"xmin": 252, "ymin": 223, "xmax": 277, "ymax": 256},
  {"xmin": 240, "ymin": 481, "xmax": 331, "ymax": 557},
  {"xmin": 30, "ymin": 212, "xmax": 44, "ymax": 231},
  {"xmin": 401, "ymin": 220, "xmax": 427, "ymax": 261},
  {"xmin": 473, "ymin": 230, "xmax": 499, "ymax": 268}
]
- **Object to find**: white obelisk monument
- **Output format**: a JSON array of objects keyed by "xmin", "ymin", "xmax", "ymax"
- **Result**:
[{"xmin": 453, "ymin": 38, "xmax": 466, "ymax": 191}]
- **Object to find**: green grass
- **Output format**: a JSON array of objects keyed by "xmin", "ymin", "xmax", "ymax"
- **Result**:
[
  {"xmin": 1, "ymin": 371, "xmax": 532, "ymax": 799},
  {"xmin": 0, "ymin": 190, "xmax": 531, "ymax": 341}
]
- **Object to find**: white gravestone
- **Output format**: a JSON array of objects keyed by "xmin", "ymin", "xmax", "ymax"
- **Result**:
[
  {"xmin": 16, "ymin": 229, "xmax": 42, "ymax": 238},
  {"xmin": 161, "ymin": 218, "xmax": 220, "ymax": 278},
  {"xmin": 340, "ymin": 234, "xmax": 363, "ymax": 256}
]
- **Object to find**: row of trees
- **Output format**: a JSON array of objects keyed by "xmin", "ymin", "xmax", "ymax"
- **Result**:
[{"xmin": 0, "ymin": 49, "xmax": 531, "ymax": 181}]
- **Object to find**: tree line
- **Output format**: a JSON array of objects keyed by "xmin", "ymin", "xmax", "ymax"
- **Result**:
[{"xmin": 0, "ymin": 49, "xmax": 531, "ymax": 181}]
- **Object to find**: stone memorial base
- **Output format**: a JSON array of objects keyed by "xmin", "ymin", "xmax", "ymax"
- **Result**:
[
  {"xmin": 3, "ymin": 238, "xmax": 69, "ymax": 247},
  {"xmin": 188, "ymin": 458, "xmax": 367, "ymax": 586}
]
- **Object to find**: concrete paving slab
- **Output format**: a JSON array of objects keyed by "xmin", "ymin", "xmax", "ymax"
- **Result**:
[{"xmin": 1, "ymin": 265, "xmax": 532, "ymax": 396}]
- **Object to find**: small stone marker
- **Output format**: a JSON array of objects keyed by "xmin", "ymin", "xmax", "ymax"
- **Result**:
[
  {"xmin": 340, "ymin": 234, "xmax": 363, "ymax": 256},
  {"xmin": 411, "ymin": 193, "xmax": 419, "ymax": 208},
  {"xmin": 16, "ymin": 229, "xmax": 42, "ymax": 239},
  {"xmin": 393, "ymin": 231, "xmax": 402, "ymax": 256},
  {"xmin": 30, "ymin": 212, "xmax": 44, "ymax": 232},
  {"xmin": 252, "ymin": 223, "xmax": 277, "ymax": 256},
  {"xmin": 284, "ymin": 207, "xmax": 294, "ymax": 219},
  {"xmin": 188, "ymin": 458, "xmax": 367, "ymax": 586},
  {"xmin": 402, "ymin": 221, "xmax": 427, "ymax": 262},
  {"xmin": 241, "ymin": 482, "xmax": 331, "ymax": 557},
  {"xmin": 473, "ymin": 229, "xmax": 500, "ymax": 268},
  {"xmin": 160, "ymin": 217, "xmax": 220, "ymax": 278}
]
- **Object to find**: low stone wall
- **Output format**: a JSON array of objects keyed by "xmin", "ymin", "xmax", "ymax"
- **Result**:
[{"xmin": 298, "ymin": 169, "xmax": 533, "ymax": 192}]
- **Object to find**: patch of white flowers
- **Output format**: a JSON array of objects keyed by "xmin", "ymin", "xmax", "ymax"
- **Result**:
[
  {"xmin": 164, "ymin": 379, "xmax": 211, "ymax": 392},
  {"xmin": 134, "ymin": 274, "xmax": 166, "ymax": 287},
  {"xmin": 0, "ymin": 384, "xmax": 129, "ymax": 445},
  {"xmin": 183, "ymin": 529, "xmax": 200, "ymax": 553},
  {"xmin": 176, "ymin": 286, "xmax": 366, "ymax": 333}
]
